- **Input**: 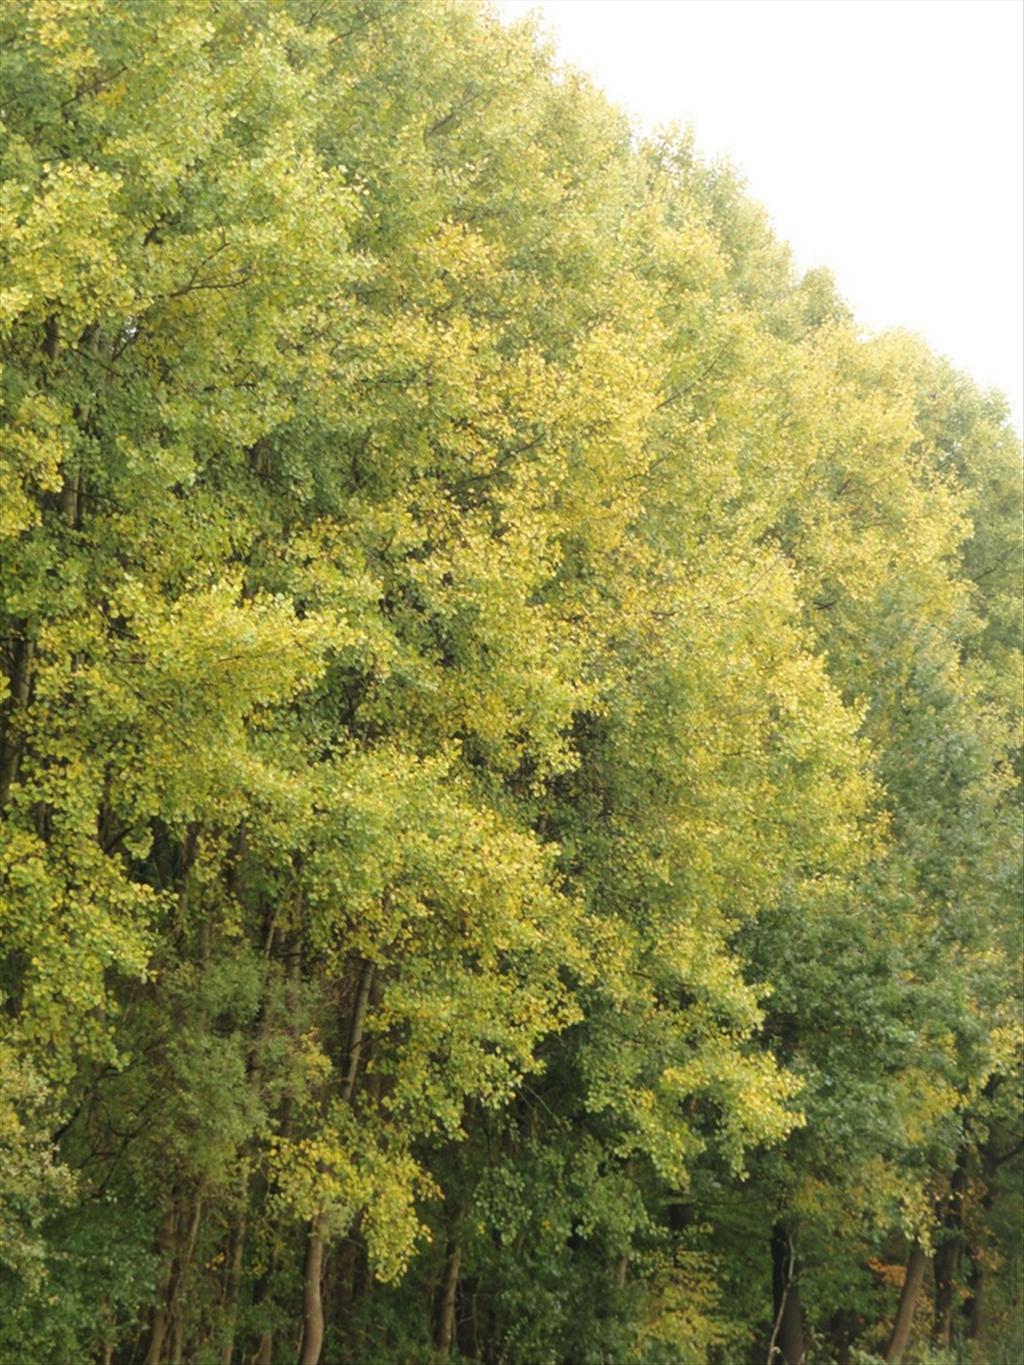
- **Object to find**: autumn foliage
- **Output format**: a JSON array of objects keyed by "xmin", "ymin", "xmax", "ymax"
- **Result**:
[{"xmin": 1, "ymin": 3, "xmax": 1021, "ymax": 1363}]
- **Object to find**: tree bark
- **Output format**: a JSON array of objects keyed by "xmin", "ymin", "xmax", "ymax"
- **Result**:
[
  {"xmin": 964, "ymin": 1123, "xmax": 1002, "ymax": 1346},
  {"xmin": 933, "ymin": 1148, "xmax": 968, "ymax": 1348},
  {"xmin": 826, "ymin": 1310, "xmax": 854, "ymax": 1365},
  {"xmin": 144, "ymin": 1208, "xmax": 178, "ymax": 1365},
  {"xmin": 884, "ymin": 1241, "xmax": 927, "ymax": 1364},
  {"xmin": 435, "ymin": 1238, "xmax": 462, "ymax": 1357},
  {"xmin": 168, "ymin": 1197, "xmax": 202, "ymax": 1364},
  {"xmin": 298, "ymin": 1216, "xmax": 326, "ymax": 1365},
  {"xmin": 43, "ymin": 313, "xmax": 60, "ymax": 360},
  {"xmin": 342, "ymin": 960, "xmax": 374, "ymax": 1104},
  {"xmin": 0, "ymin": 632, "xmax": 34, "ymax": 807},
  {"xmin": 768, "ymin": 1222, "xmax": 803, "ymax": 1365},
  {"xmin": 221, "ymin": 1214, "xmax": 246, "ymax": 1365},
  {"xmin": 59, "ymin": 464, "xmax": 80, "ymax": 528}
]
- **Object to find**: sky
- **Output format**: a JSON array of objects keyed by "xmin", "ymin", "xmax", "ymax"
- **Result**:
[{"xmin": 497, "ymin": 0, "xmax": 1024, "ymax": 434}]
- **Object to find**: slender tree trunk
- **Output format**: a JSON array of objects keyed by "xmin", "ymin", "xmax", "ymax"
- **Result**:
[
  {"xmin": 169, "ymin": 1307, "xmax": 185, "ymax": 1363},
  {"xmin": 247, "ymin": 1205, "xmax": 276, "ymax": 1365},
  {"xmin": 435, "ymin": 1238, "xmax": 462, "ymax": 1357},
  {"xmin": 933, "ymin": 1148, "xmax": 968, "ymax": 1348},
  {"xmin": 298, "ymin": 1216, "xmax": 326, "ymax": 1365},
  {"xmin": 144, "ymin": 1208, "xmax": 179, "ymax": 1365},
  {"xmin": 221, "ymin": 1214, "xmax": 247, "ymax": 1365},
  {"xmin": 59, "ymin": 464, "xmax": 80, "ymax": 528},
  {"xmin": 342, "ymin": 959, "xmax": 374, "ymax": 1104},
  {"xmin": 884, "ymin": 1241, "xmax": 927, "ymax": 1364},
  {"xmin": 0, "ymin": 632, "xmax": 34, "ymax": 806},
  {"xmin": 768, "ymin": 1223, "xmax": 803, "ymax": 1365},
  {"xmin": 168, "ymin": 1197, "xmax": 202, "ymax": 1364},
  {"xmin": 964, "ymin": 1125, "xmax": 1002, "ymax": 1347},
  {"xmin": 933, "ymin": 1243, "xmax": 960, "ymax": 1348},
  {"xmin": 614, "ymin": 1159, "xmax": 634, "ymax": 1289}
]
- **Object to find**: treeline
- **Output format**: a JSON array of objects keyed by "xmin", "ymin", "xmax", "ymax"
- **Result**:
[{"xmin": 1, "ymin": 2, "xmax": 1021, "ymax": 1362}]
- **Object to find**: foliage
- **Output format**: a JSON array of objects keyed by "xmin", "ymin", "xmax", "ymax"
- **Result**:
[{"xmin": 1, "ymin": 1, "xmax": 1020, "ymax": 1362}]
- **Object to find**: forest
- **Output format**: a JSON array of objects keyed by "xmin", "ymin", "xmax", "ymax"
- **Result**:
[{"xmin": 1, "ymin": 2, "xmax": 1021, "ymax": 1363}]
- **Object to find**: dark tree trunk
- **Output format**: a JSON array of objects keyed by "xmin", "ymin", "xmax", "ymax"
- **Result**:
[
  {"xmin": 826, "ymin": 1310, "xmax": 855, "ymax": 1365},
  {"xmin": 335, "ymin": 1232, "xmax": 358, "ymax": 1329},
  {"xmin": 247, "ymin": 1231, "xmax": 274, "ymax": 1365},
  {"xmin": 0, "ymin": 632, "xmax": 34, "ymax": 806},
  {"xmin": 341, "ymin": 960, "xmax": 374, "ymax": 1104},
  {"xmin": 933, "ymin": 1243, "xmax": 960, "ymax": 1347},
  {"xmin": 884, "ymin": 1241, "xmax": 927, "ymax": 1364},
  {"xmin": 144, "ymin": 1208, "xmax": 179, "ymax": 1365},
  {"xmin": 221, "ymin": 1214, "xmax": 246, "ymax": 1365},
  {"xmin": 769, "ymin": 1222, "xmax": 803, "ymax": 1365},
  {"xmin": 168, "ymin": 1197, "xmax": 202, "ymax": 1364},
  {"xmin": 933, "ymin": 1148, "xmax": 968, "ymax": 1348},
  {"xmin": 964, "ymin": 1122, "xmax": 1004, "ymax": 1347}
]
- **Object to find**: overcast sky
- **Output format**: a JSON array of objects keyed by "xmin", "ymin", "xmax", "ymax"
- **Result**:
[{"xmin": 497, "ymin": 0, "xmax": 1024, "ymax": 434}]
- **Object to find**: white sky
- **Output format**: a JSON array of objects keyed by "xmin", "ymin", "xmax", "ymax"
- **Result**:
[{"xmin": 497, "ymin": 0, "xmax": 1024, "ymax": 434}]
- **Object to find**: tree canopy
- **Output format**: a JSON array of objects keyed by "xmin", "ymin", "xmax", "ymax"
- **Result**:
[{"xmin": 1, "ymin": 2, "xmax": 1021, "ymax": 1363}]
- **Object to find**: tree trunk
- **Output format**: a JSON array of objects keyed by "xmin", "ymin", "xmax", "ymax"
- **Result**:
[
  {"xmin": 0, "ymin": 632, "xmax": 34, "ymax": 807},
  {"xmin": 247, "ymin": 1235, "xmax": 275, "ymax": 1365},
  {"xmin": 933, "ymin": 1148, "xmax": 968, "ymax": 1348},
  {"xmin": 43, "ymin": 313, "xmax": 60, "ymax": 360},
  {"xmin": 770, "ymin": 1228, "xmax": 808, "ymax": 1365},
  {"xmin": 884, "ymin": 1241, "xmax": 927, "ymax": 1364},
  {"xmin": 826, "ymin": 1310, "xmax": 854, "ymax": 1365},
  {"xmin": 168, "ymin": 1307, "xmax": 185, "ymax": 1363},
  {"xmin": 221, "ymin": 1214, "xmax": 246, "ymax": 1365},
  {"xmin": 298, "ymin": 1216, "xmax": 325, "ymax": 1365},
  {"xmin": 769, "ymin": 1222, "xmax": 803, "ymax": 1365},
  {"xmin": 435, "ymin": 1238, "xmax": 462, "ymax": 1357},
  {"xmin": 168, "ymin": 1197, "xmax": 202, "ymax": 1364},
  {"xmin": 964, "ymin": 1123, "xmax": 1003, "ymax": 1347},
  {"xmin": 933, "ymin": 1242, "xmax": 960, "ymax": 1348},
  {"xmin": 144, "ymin": 1208, "xmax": 178, "ymax": 1365},
  {"xmin": 342, "ymin": 959, "xmax": 374, "ymax": 1103},
  {"xmin": 59, "ymin": 461, "xmax": 80, "ymax": 528}
]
